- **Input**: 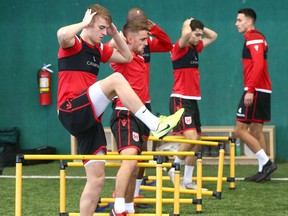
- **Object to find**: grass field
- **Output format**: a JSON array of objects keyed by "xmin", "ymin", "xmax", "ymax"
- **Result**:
[{"xmin": 0, "ymin": 161, "xmax": 287, "ymax": 216}]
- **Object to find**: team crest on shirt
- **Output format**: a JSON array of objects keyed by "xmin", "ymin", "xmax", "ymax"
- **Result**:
[
  {"xmin": 254, "ymin": 45, "xmax": 259, "ymax": 51},
  {"xmin": 185, "ymin": 116, "xmax": 192, "ymax": 125},
  {"xmin": 133, "ymin": 132, "xmax": 139, "ymax": 142}
]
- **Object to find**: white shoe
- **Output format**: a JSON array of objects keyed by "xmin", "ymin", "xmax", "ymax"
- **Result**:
[
  {"xmin": 181, "ymin": 182, "xmax": 208, "ymax": 191},
  {"xmin": 168, "ymin": 168, "xmax": 175, "ymax": 184}
]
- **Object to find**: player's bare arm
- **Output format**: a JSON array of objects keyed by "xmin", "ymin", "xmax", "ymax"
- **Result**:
[
  {"xmin": 109, "ymin": 23, "xmax": 133, "ymax": 63},
  {"xmin": 57, "ymin": 9, "xmax": 96, "ymax": 48},
  {"xmin": 202, "ymin": 27, "xmax": 218, "ymax": 47},
  {"xmin": 179, "ymin": 18, "xmax": 193, "ymax": 48}
]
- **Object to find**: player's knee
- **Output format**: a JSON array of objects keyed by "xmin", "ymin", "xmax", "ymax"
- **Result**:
[{"xmin": 113, "ymin": 72, "xmax": 125, "ymax": 82}]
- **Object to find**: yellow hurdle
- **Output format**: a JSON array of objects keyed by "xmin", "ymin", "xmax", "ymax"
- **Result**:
[
  {"xmin": 15, "ymin": 154, "xmax": 168, "ymax": 216},
  {"xmin": 60, "ymin": 155, "xmax": 203, "ymax": 215},
  {"xmin": 148, "ymin": 135, "xmax": 236, "ymax": 190}
]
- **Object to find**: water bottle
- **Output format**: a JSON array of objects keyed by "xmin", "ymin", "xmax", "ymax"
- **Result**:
[{"xmin": 235, "ymin": 138, "xmax": 242, "ymax": 156}]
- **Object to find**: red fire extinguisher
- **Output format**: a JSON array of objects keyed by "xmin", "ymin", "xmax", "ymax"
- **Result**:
[{"xmin": 38, "ymin": 64, "xmax": 53, "ymax": 106}]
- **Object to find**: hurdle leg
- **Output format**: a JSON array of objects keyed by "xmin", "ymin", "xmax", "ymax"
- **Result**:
[
  {"xmin": 230, "ymin": 139, "xmax": 236, "ymax": 189},
  {"xmin": 215, "ymin": 144, "xmax": 225, "ymax": 199},
  {"xmin": 195, "ymin": 154, "xmax": 202, "ymax": 213},
  {"xmin": 156, "ymin": 157, "xmax": 163, "ymax": 216},
  {"xmin": 15, "ymin": 155, "xmax": 23, "ymax": 216},
  {"xmin": 60, "ymin": 162, "xmax": 67, "ymax": 214},
  {"xmin": 173, "ymin": 163, "xmax": 181, "ymax": 216}
]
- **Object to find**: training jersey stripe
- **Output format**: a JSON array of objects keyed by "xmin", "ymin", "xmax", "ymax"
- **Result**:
[{"xmin": 246, "ymin": 39, "xmax": 264, "ymax": 45}]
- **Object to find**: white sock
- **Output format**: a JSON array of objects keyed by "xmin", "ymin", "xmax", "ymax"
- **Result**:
[
  {"xmin": 169, "ymin": 157, "xmax": 184, "ymax": 184},
  {"xmin": 134, "ymin": 179, "xmax": 143, "ymax": 197},
  {"xmin": 174, "ymin": 157, "xmax": 184, "ymax": 165},
  {"xmin": 135, "ymin": 105, "xmax": 159, "ymax": 131},
  {"xmin": 125, "ymin": 202, "xmax": 135, "ymax": 214},
  {"xmin": 114, "ymin": 198, "xmax": 125, "ymax": 213},
  {"xmin": 183, "ymin": 165, "xmax": 194, "ymax": 185},
  {"xmin": 256, "ymin": 149, "xmax": 269, "ymax": 172}
]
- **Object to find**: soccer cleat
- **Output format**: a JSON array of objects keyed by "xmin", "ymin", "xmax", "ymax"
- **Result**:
[
  {"xmin": 182, "ymin": 182, "xmax": 208, "ymax": 191},
  {"xmin": 245, "ymin": 172, "xmax": 272, "ymax": 182},
  {"xmin": 152, "ymin": 108, "xmax": 184, "ymax": 139},
  {"xmin": 110, "ymin": 208, "xmax": 127, "ymax": 216},
  {"xmin": 255, "ymin": 161, "xmax": 277, "ymax": 183}
]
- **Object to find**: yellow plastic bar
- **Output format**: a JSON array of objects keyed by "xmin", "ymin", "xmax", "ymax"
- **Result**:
[
  {"xmin": 200, "ymin": 136, "xmax": 231, "ymax": 141},
  {"xmin": 140, "ymin": 185, "xmax": 214, "ymax": 197},
  {"xmin": 107, "ymin": 151, "xmax": 196, "ymax": 156},
  {"xmin": 23, "ymin": 154, "xmax": 154, "ymax": 161},
  {"xmin": 146, "ymin": 176, "xmax": 229, "ymax": 182},
  {"xmin": 148, "ymin": 136, "xmax": 219, "ymax": 146},
  {"xmin": 162, "ymin": 135, "xmax": 231, "ymax": 141},
  {"xmin": 66, "ymin": 162, "xmax": 173, "ymax": 168},
  {"xmin": 155, "ymin": 163, "xmax": 163, "ymax": 216},
  {"xmin": 230, "ymin": 141, "xmax": 236, "ymax": 189},
  {"xmin": 100, "ymin": 198, "xmax": 193, "ymax": 204},
  {"xmin": 15, "ymin": 162, "xmax": 23, "ymax": 216},
  {"xmin": 216, "ymin": 148, "xmax": 225, "ymax": 195},
  {"xmin": 173, "ymin": 167, "xmax": 181, "ymax": 215},
  {"xmin": 141, "ymin": 151, "xmax": 196, "ymax": 156},
  {"xmin": 196, "ymin": 157, "xmax": 203, "ymax": 213},
  {"xmin": 59, "ymin": 168, "xmax": 66, "ymax": 213}
]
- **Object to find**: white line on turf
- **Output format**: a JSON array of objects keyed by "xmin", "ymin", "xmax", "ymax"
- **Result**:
[{"xmin": 1, "ymin": 175, "xmax": 288, "ymax": 181}]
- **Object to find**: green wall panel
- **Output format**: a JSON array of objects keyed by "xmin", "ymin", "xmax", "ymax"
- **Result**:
[{"xmin": 0, "ymin": 0, "xmax": 287, "ymax": 160}]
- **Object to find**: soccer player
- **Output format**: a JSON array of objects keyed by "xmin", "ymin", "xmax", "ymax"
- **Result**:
[
  {"xmin": 108, "ymin": 20, "xmax": 184, "ymax": 215},
  {"xmin": 168, "ymin": 18, "xmax": 217, "ymax": 190},
  {"xmin": 57, "ymin": 4, "xmax": 183, "ymax": 216},
  {"xmin": 234, "ymin": 8, "xmax": 277, "ymax": 182},
  {"xmin": 125, "ymin": 8, "xmax": 173, "ymax": 205}
]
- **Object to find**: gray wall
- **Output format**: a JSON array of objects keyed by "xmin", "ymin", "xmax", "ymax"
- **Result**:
[{"xmin": 0, "ymin": 0, "xmax": 287, "ymax": 160}]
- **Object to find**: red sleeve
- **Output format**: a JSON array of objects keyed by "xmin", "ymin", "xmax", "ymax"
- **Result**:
[
  {"xmin": 246, "ymin": 34, "xmax": 265, "ymax": 93},
  {"xmin": 195, "ymin": 40, "xmax": 204, "ymax": 53},
  {"xmin": 171, "ymin": 40, "xmax": 203, "ymax": 61},
  {"xmin": 58, "ymin": 35, "xmax": 82, "ymax": 58},
  {"xmin": 98, "ymin": 43, "xmax": 114, "ymax": 63},
  {"xmin": 171, "ymin": 39, "xmax": 189, "ymax": 61},
  {"xmin": 147, "ymin": 24, "xmax": 173, "ymax": 52}
]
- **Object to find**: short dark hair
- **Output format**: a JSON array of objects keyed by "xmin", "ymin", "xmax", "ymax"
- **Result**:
[
  {"xmin": 122, "ymin": 20, "xmax": 149, "ymax": 37},
  {"xmin": 190, "ymin": 19, "xmax": 204, "ymax": 31},
  {"xmin": 238, "ymin": 8, "xmax": 257, "ymax": 22}
]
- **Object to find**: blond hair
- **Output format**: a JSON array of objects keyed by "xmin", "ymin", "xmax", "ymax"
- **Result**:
[{"xmin": 88, "ymin": 4, "xmax": 112, "ymax": 24}]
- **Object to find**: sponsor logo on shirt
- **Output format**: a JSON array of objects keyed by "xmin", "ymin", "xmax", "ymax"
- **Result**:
[{"xmin": 87, "ymin": 56, "xmax": 100, "ymax": 68}]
